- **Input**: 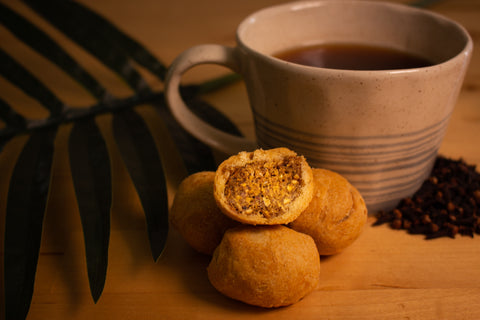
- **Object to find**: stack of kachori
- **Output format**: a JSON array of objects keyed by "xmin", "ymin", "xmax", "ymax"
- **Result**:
[{"xmin": 169, "ymin": 147, "xmax": 367, "ymax": 308}]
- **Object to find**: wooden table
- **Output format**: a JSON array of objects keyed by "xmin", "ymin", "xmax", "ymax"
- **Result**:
[{"xmin": 1, "ymin": 0, "xmax": 480, "ymax": 319}]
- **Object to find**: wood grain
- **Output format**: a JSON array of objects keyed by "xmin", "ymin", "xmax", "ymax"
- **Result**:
[{"xmin": 1, "ymin": 0, "xmax": 480, "ymax": 319}]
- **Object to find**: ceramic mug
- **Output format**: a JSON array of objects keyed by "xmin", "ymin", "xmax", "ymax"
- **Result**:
[{"xmin": 164, "ymin": 0, "xmax": 472, "ymax": 212}]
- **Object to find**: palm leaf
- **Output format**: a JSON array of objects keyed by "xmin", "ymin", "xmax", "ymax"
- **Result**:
[
  {"xmin": 0, "ymin": 48, "xmax": 64, "ymax": 116},
  {"xmin": 1, "ymin": 1, "xmax": 242, "ymax": 319},
  {"xmin": 24, "ymin": 0, "xmax": 167, "ymax": 83},
  {"xmin": 0, "ymin": 136, "xmax": 12, "ymax": 153},
  {"xmin": 0, "ymin": 98, "xmax": 27, "ymax": 153},
  {"xmin": 25, "ymin": 0, "xmax": 151, "ymax": 93},
  {"xmin": 0, "ymin": 2, "xmax": 107, "ymax": 100},
  {"xmin": 410, "ymin": 0, "xmax": 443, "ymax": 7},
  {"xmin": 155, "ymin": 98, "xmax": 218, "ymax": 174},
  {"xmin": 68, "ymin": 118, "xmax": 111, "ymax": 302},
  {"xmin": 113, "ymin": 109, "xmax": 169, "ymax": 261},
  {"xmin": 4, "ymin": 126, "xmax": 57, "ymax": 320},
  {"xmin": 21, "ymin": 0, "xmax": 230, "ymax": 173},
  {"xmin": 0, "ymin": 98, "xmax": 27, "ymax": 130}
]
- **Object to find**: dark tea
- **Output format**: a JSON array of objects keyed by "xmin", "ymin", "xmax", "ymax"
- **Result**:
[{"xmin": 275, "ymin": 43, "xmax": 434, "ymax": 70}]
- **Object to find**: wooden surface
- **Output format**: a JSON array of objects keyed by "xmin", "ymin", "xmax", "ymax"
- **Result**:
[{"xmin": 1, "ymin": 0, "xmax": 480, "ymax": 319}]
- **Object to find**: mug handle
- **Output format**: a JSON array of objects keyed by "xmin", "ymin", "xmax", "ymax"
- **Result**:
[{"xmin": 164, "ymin": 44, "xmax": 257, "ymax": 155}]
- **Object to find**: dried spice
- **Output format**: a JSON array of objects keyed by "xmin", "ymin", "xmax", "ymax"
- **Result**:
[{"xmin": 374, "ymin": 156, "xmax": 480, "ymax": 239}]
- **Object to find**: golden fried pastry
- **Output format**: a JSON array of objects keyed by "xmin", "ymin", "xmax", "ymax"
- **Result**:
[
  {"xmin": 207, "ymin": 225, "xmax": 320, "ymax": 308},
  {"xmin": 213, "ymin": 148, "xmax": 314, "ymax": 225},
  {"xmin": 289, "ymin": 168, "xmax": 368, "ymax": 255},
  {"xmin": 170, "ymin": 171, "xmax": 240, "ymax": 255}
]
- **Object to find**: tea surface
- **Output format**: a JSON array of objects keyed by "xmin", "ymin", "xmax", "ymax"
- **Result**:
[{"xmin": 275, "ymin": 43, "xmax": 433, "ymax": 70}]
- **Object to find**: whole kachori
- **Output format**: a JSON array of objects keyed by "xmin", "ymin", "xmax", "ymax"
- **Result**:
[
  {"xmin": 207, "ymin": 225, "xmax": 320, "ymax": 308},
  {"xmin": 170, "ymin": 171, "xmax": 240, "ymax": 255},
  {"xmin": 289, "ymin": 168, "xmax": 368, "ymax": 255}
]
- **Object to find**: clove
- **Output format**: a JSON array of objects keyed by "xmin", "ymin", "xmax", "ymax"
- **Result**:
[{"xmin": 374, "ymin": 156, "xmax": 480, "ymax": 239}]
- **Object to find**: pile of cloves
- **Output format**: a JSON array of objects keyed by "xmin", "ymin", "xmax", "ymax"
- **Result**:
[{"xmin": 374, "ymin": 156, "xmax": 480, "ymax": 239}]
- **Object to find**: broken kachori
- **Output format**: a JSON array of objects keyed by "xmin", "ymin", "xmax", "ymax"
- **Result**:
[
  {"xmin": 207, "ymin": 225, "xmax": 320, "ymax": 308},
  {"xmin": 213, "ymin": 148, "xmax": 314, "ymax": 225},
  {"xmin": 289, "ymin": 168, "xmax": 368, "ymax": 255}
]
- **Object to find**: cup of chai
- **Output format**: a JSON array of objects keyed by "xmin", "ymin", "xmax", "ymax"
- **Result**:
[{"xmin": 164, "ymin": 0, "xmax": 473, "ymax": 212}]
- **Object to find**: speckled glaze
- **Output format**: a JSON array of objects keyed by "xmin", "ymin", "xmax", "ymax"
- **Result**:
[{"xmin": 165, "ymin": 0, "xmax": 473, "ymax": 212}]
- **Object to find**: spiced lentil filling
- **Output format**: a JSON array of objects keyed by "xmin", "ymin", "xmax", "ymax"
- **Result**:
[{"xmin": 224, "ymin": 156, "xmax": 304, "ymax": 218}]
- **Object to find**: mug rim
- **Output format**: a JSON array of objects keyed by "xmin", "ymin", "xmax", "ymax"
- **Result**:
[{"xmin": 236, "ymin": 0, "xmax": 473, "ymax": 74}]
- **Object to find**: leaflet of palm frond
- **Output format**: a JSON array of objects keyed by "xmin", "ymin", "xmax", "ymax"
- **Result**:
[
  {"xmin": 68, "ymin": 118, "xmax": 112, "ymax": 303},
  {"xmin": 155, "ymin": 87, "xmax": 244, "ymax": 174},
  {"xmin": 154, "ymin": 98, "xmax": 217, "ymax": 174},
  {"xmin": 113, "ymin": 109, "xmax": 168, "ymax": 261},
  {"xmin": 4, "ymin": 126, "xmax": 57, "ymax": 320}
]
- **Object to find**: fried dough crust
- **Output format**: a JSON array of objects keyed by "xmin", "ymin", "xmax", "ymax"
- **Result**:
[
  {"xmin": 170, "ymin": 171, "xmax": 240, "ymax": 255},
  {"xmin": 207, "ymin": 225, "xmax": 320, "ymax": 308},
  {"xmin": 289, "ymin": 168, "xmax": 368, "ymax": 255}
]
